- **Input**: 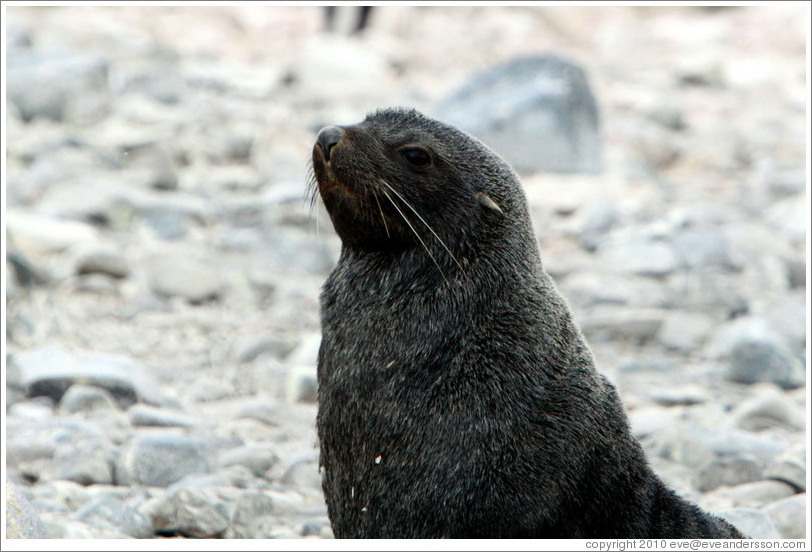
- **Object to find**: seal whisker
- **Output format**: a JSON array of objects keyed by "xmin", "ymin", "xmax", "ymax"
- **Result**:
[
  {"xmin": 381, "ymin": 189, "xmax": 447, "ymax": 281},
  {"xmin": 372, "ymin": 190, "xmax": 391, "ymax": 239},
  {"xmin": 379, "ymin": 179, "xmax": 465, "ymax": 274}
]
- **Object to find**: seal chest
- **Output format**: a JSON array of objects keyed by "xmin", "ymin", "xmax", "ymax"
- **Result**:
[{"xmin": 311, "ymin": 107, "xmax": 745, "ymax": 539}]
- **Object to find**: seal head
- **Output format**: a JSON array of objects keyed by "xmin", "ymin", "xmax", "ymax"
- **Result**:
[{"xmin": 311, "ymin": 108, "xmax": 514, "ymax": 263}]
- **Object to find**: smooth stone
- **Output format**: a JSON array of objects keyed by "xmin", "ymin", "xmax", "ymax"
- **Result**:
[
  {"xmin": 12, "ymin": 346, "xmax": 161, "ymax": 408},
  {"xmin": 6, "ymin": 209, "xmax": 100, "ymax": 257},
  {"xmin": 693, "ymin": 456, "xmax": 764, "ymax": 493},
  {"xmin": 765, "ymin": 443, "xmax": 806, "ymax": 491},
  {"xmin": 128, "ymin": 404, "xmax": 198, "ymax": 428},
  {"xmin": 716, "ymin": 508, "xmax": 781, "ymax": 539},
  {"xmin": 580, "ymin": 307, "xmax": 666, "ymax": 344},
  {"xmin": 702, "ymin": 480, "xmax": 796, "ymax": 511},
  {"xmin": 649, "ymin": 385, "xmax": 709, "ymax": 407},
  {"xmin": 672, "ymin": 227, "xmax": 736, "ymax": 270},
  {"xmin": 226, "ymin": 491, "xmax": 276, "ymax": 539},
  {"xmin": 655, "ymin": 427, "xmax": 717, "ymax": 469},
  {"xmin": 58, "ymin": 384, "xmax": 119, "ymax": 415},
  {"xmin": 147, "ymin": 254, "xmax": 224, "ymax": 304},
  {"xmin": 218, "ymin": 445, "xmax": 282, "ymax": 478},
  {"xmin": 75, "ymin": 249, "xmax": 130, "ymax": 279},
  {"xmin": 597, "ymin": 238, "xmax": 680, "ymax": 278},
  {"xmin": 187, "ymin": 377, "xmax": 233, "ymax": 403},
  {"xmin": 120, "ymin": 142, "xmax": 178, "ymax": 191},
  {"xmin": 678, "ymin": 425, "xmax": 786, "ymax": 464},
  {"xmin": 656, "ymin": 311, "xmax": 715, "ymax": 352},
  {"xmin": 763, "ymin": 494, "xmax": 806, "ymax": 539},
  {"xmin": 727, "ymin": 340, "xmax": 805, "ymax": 390},
  {"xmin": 576, "ymin": 199, "xmax": 620, "ymax": 252},
  {"xmin": 71, "ymin": 496, "xmax": 153, "ymax": 539},
  {"xmin": 149, "ymin": 486, "xmax": 229, "ymax": 538},
  {"xmin": 51, "ymin": 439, "xmax": 116, "ymax": 486},
  {"xmin": 6, "ymin": 50, "xmax": 110, "ymax": 123},
  {"xmin": 116, "ymin": 434, "xmax": 212, "ymax": 487},
  {"xmin": 730, "ymin": 387, "xmax": 806, "ymax": 432},
  {"xmin": 234, "ymin": 335, "xmax": 296, "ymax": 364},
  {"xmin": 5, "ymin": 484, "xmax": 48, "ymax": 538},
  {"xmin": 436, "ymin": 53, "xmax": 602, "ymax": 174},
  {"xmin": 300, "ymin": 517, "xmax": 332, "ymax": 538}
]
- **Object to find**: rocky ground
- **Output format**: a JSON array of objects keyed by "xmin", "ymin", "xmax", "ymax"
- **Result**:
[{"xmin": 4, "ymin": 5, "xmax": 808, "ymax": 541}]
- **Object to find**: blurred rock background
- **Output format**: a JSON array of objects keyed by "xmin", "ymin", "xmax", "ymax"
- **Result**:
[{"xmin": 4, "ymin": 5, "xmax": 808, "ymax": 540}]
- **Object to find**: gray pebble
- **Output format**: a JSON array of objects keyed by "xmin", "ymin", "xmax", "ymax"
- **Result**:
[
  {"xmin": 730, "ymin": 388, "xmax": 806, "ymax": 432},
  {"xmin": 763, "ymin": 494, "xmax": 806, "ymax": 539},
  {"xmin": 655, "ymin": 427, "xmax": 717, "ymax": 469},
  {"xmin": 148, "ymin": 486, "xmax": 229, "ymax": 538},
  {"xmin": 75, "ymin": 249, "xmax": 130, "ymax": 279},
  {"xmin": 71, "ymin": 496, "xmax": 153, "ymax": 539},
  {"xmin": 218, "ymin": 445, "xmax": 282, "ymax": 478},
  {"xmin": 693, "ymin": 455, "xmax": 763, "ymax": 493},
  {"xmin": 703, "ymin": 480, "xmax": 796, "ymax": 510},
  {"xmin": 6, "ymin": 50, "xmax": 110, "ymax": 123},
  {"xmin": 147, "ymin": 254, "xmax": 224, "ymax": 304},
  {"xmin": 580, "ymin": 307, "xmax": 665, "ymax": 344},
  {"xmin": 598, "ymin": 237, "xmax": 681, "ymax": 278},
  {"xmin": 727, "ymin": 340, "xmax": 805, "ymax": 390},
  {"xmin": 765, "ymin": 443, "xmax": 806, "ymax": 491},
  {"xmin": 58, "ymin": 384, "xmax": 119, "ymax": 415},
  {"xmin": 52, "ymin": 438, "xmax": 116, "ymax": 486},
  {"xmin": 226, "ymin": 491, "xmax": 276, "ymax": 539},
  {"xmin": 656, "ymin": 311, "xmax": 715, "ymax": 352},
  {"xmin": 672, "ymin": 227, "xmax": 736, "ymax": 270},
  {"xmin": 116, "ymin": 434, "xmax": 212, "ymax": 487},
  {"xmin": 128, "ymin": 404, "xmax": 198, "ymax": 428}
]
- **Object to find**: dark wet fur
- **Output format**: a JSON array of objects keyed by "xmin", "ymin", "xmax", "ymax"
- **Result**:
[{"xmin": 312, "ymin": 108, "xmax": 746, "ymax": 539}]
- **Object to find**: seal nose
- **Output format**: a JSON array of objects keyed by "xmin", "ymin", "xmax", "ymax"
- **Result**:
[{"xmin": 317, "ymin": 126, "xmax": 344, "ymax": 162}]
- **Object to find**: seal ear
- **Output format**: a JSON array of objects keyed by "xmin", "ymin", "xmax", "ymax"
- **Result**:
[{"xmin": 477, "ymin": 192, "xmax": 504, "ymax": 218}]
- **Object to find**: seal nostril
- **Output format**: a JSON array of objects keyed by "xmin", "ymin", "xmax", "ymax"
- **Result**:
[{"xmin": 317, "ymin": 126, "xmax": 345, "ymax": 162}]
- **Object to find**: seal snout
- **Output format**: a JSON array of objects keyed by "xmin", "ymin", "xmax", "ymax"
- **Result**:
[{"xmin": 316, "ymin": 126, "xmax": 345, "ymax": 162}]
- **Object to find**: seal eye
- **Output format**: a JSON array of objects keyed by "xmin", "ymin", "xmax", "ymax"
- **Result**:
[{"xmin": 401, "ymin": 147, "xmax": 431, "ymax": 168}]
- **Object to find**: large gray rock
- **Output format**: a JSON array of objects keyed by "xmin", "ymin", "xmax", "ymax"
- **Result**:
[
  {"xmin": 6, "ymin": 484, "xmax": 48, "ymax": 538},
  {"xmin": 116, "ymin": 434, "xmax": 212, "ymax": 487},
  {"xmin": 436, "ymin": 53, "xmax": 602, "ymax": 174},
  {"xmin": 11, "ymin": 346, "xmax": 162, "ymax": 408}
]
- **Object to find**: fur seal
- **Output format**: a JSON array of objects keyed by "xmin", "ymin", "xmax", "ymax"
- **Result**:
[{"xmin": 310, "ymin": 107, "xmax": 745, "ymax": 539}]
